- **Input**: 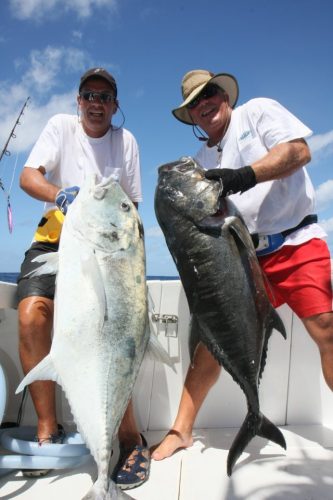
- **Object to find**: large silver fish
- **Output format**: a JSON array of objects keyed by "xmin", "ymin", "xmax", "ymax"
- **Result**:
[
  {"xmin": 154, "ymin": 157, "xmax": 287, "ymax": 476},
  {"xmin": 17, "ymin": 175, "xmax": 149, "ymax": 499}
]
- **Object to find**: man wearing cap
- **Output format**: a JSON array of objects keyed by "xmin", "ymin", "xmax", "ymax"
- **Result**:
[
  {"xmin": 151, "ymin": 69, "xmax": 333, "ymax": 461},
  {"xmin": 17, "ymin": 68, "xmax": 150, "ymax": 488}
]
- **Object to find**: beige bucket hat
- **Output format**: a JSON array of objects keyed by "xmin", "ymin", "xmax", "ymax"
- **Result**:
[{"xmin": 172, "ymin": 69, "xmax": 239, "ymax": 125}]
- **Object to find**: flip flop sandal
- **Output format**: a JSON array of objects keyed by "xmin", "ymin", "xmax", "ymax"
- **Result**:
[
  {"xmin": 22, "ymin": 424, "xmax": 65, "ymax": 478},
  {"xmin": 111, "ymin": 433, "xmax": 150, "ymax": 490}
]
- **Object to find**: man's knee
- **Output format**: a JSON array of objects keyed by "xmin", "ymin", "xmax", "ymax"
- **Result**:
[
  {"xmin": 18, "ymin": 297, "xmax": 53, "ymax": 339},
  {"xmin": 304, "ymin": 311, "xmax": 333, "ymax": 349}
]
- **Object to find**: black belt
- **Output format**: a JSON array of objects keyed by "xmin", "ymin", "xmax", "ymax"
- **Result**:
[
  {"xmin": 281, "ymin": 214, "xmax": 318, "ymax": 237},
  {"xmin": 252, "ymin": 214, "xmax": 318, "ymax": 250}
]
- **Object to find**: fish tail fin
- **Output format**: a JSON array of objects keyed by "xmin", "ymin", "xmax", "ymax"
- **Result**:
[
  {"xmin": 227, "ymin": 411, "xmax": 286, "ymax": 476},
  {"xmin": 257, "ymin": 412, "xmax": 286, "ymax": 449},
  {"xmin": 15, "ymin": 354, "xmax": 60, "ymax": 394},
  {"xmin": 269, "ymin": 307, "xmax": 287, "ymax": 339},
  {"xmin": 82, "ymin": 479, "xmax": 133, "ymax": 499}
]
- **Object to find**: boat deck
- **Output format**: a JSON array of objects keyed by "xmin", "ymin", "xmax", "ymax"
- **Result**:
[{"xmin": 1, "ymin": 425, "xmax": 333, "ymax": 499}]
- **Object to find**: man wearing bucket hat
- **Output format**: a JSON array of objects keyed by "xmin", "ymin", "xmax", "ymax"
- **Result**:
[
  {"xmin": 17, "ymin": 67, "xmax": 150, "ymax": 488},
  {"xmin": 151, "ymin": 69, "xmax": 333, "ymax": 461}
]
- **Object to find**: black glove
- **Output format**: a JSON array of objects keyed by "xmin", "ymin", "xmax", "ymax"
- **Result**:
[{"xmin": 205, "ymin": 166, "xmax": 257, "ymax": 197}]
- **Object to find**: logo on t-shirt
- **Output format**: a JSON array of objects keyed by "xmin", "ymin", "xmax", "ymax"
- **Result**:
[{"xmin": 239, "ymin": 130, "xmax": 251, "ymax": 141}]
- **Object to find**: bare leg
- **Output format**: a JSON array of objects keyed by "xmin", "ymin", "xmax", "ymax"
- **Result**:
[
  {"xmin": 151, "ymin": 343, "xmax": 221, "ymax": 460},
  {"xmin": 18, "ymin": 296, "xmax": 58, "ymax": 439},
  {"xmin": 302, "ymin": 311, "xmax": 333, "ymax": 390}
]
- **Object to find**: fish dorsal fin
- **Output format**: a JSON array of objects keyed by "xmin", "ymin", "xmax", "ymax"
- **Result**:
[
  {"xmin": 25, "ymin": 252, "xmax": 59, "ymax": 278},
  {"xmin": 146, "ymin": 326, "xmax": 175, "ymax": 370}
]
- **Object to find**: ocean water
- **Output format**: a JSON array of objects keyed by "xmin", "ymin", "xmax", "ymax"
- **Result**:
[
  {"xmin": 0, "ymin": 272, "xmax": 19, "ymax": 284},
  {"xmin": 0, "ymin": 272, "xmax": 178, "ymax": 284}
]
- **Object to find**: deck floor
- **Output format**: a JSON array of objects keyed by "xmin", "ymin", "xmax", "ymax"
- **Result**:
[{"xmin": 1, "ymin": 425, "xmax": 333, "ymax": 499}]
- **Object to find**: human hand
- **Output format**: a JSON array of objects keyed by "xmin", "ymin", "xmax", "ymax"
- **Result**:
[
  {"xmin": 205, "ymin": 166, "xmax": 257, "ymax": 197},
  {"xmin": 55, "ymin": 186, "xmax": 80, "ymax": 215}
]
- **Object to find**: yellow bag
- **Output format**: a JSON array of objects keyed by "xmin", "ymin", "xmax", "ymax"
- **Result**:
[{"xmin": 34, "ymin": 209, "xmax": 65, "ymax": 243}]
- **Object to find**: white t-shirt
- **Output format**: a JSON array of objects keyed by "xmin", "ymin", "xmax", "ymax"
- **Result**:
[
  {"xmin": 195, "ymin": 98, "xmax": 326, "ymax": 244},
  {"xmin": 25, "ymin": 114, "xmax": 142, "ymax": 214}
]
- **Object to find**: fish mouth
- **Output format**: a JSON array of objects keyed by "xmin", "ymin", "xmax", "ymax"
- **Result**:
[{"xmin": 91, "ymin": 175, "xmax": 121, "ymax": 199}]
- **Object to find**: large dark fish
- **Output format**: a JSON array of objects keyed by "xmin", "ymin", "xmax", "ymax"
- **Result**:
[{"xmin": 154, "ymin": 157, "xmax": 287, "ymax": 476}]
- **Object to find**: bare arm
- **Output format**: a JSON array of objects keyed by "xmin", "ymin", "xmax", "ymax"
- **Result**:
[
  {"xmin": 20, "ymin": 166, "xmax": 60, "ymax": 203},
  {"xmin": 252, "ymin": 138, "xmax": 311, "ymax": 183}
]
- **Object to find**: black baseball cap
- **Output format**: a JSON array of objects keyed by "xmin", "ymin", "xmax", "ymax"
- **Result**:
[{"xmin": 79, "ymin": 67, "xmax": 117, "ymax": 97}]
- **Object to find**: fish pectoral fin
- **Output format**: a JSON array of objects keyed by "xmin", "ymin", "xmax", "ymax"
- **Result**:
[
  {"xmin": 24, "ymin": 252, "xmax": 59, "ymax": 278},
  {"xmin": 146, "ymin": 324, "xmax": 175, "ymax": 371},
  {"xmin": 226, "ymin": 216, "xmax": 256, "ymax": 254},
  {"xmin": 227, "ymin": 411, "xmax": 286, "ymax": 476},
  {"xmin": 15, "ymin": 354, "xmax": 60, "ymax": 394},
  {"xmin": 80, "ymin": 247, "xmax": 106, "ymax": 320},
  {"xmin": 147, "ymin": 287, "xmax": 156, "ymax": 313},
  {"xmin": 189, "ymin": 315, "xmax": 202, "ymax": 366}
]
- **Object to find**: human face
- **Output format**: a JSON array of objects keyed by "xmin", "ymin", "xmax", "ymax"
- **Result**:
[
  {"xmin": 188, "ymin": 85, "xmax": 231, "ymax": 143},
  {"xmin": 77, "ymin": 77, "xmax": 118, "ymax": 138}
]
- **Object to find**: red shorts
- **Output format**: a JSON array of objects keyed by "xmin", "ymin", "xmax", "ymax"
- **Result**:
[{"xmin": 258, "ymin": 239, "xmax": 332, "ymax": 318}]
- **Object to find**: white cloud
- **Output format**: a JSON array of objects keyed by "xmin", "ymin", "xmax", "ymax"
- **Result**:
[
  {"xmin": 308, "ymin": 130, "xmax": 333, "ymax": 162},
  {"xmin": 10, "ymin": 0, "xmax": 117, "ymax": 21},
  {"xmin": 16, "ymin": 93, "xmax": 77, "ymax": 154},
  {"xmin": 315, "ymin": 180, "xmax": 333, "ymax": 212},
  {"xmin": 319, "ymin": 217, "xmax": 333, "ymax": 234},
  {"xmin": 72, "ymin": 30, "xmax": 83, "ymax": 40},
  {"xmin": 26, "ymin": 47, "xmax": 67, "ymax": 93},
  {"xmin": 0, "ymin": 45, "xmax": 90, "ymax": 154},
  {"xmin": 308, "ymin": 130, "xmax": 333, "ymax": 153},
  {"xmin": 146, "ymin": 226, "xmax": 163, "ymax": 237}
]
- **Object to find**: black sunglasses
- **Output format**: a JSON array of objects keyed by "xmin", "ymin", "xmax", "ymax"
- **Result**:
[
  {"xmin": 186, "ymin": 85, "xmax": 219, "ymax": 110},
  {"xmin": 79, "ymin": 91, "xmax": 115, "ymax": 104}
]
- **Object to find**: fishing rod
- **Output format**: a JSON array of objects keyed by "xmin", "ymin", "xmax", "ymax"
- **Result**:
[
  {"xmin": 0, "ymin": 97, "xmax": 30, "ymax": 163},
  {"xmin": 0, "ymin": 96, "xmax": 30, "ymax": 233}
]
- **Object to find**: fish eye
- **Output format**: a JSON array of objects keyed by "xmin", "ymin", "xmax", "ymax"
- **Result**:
[
  {"xmin": 178, "ymin": 165, "xmax": 193, "ymax": 173},
  {"xmin": 121, "ymin": 202, "xmax": 130, "ymax": 211},
  {"xmin": 196, "ymin": 201, "xmax": 204, "ymax": 209}
]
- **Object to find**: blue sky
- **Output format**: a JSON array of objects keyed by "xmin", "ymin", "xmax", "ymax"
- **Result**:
[{"xmin": 0, "ymin": 0, "xmax": 333, "ymax": 276}]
